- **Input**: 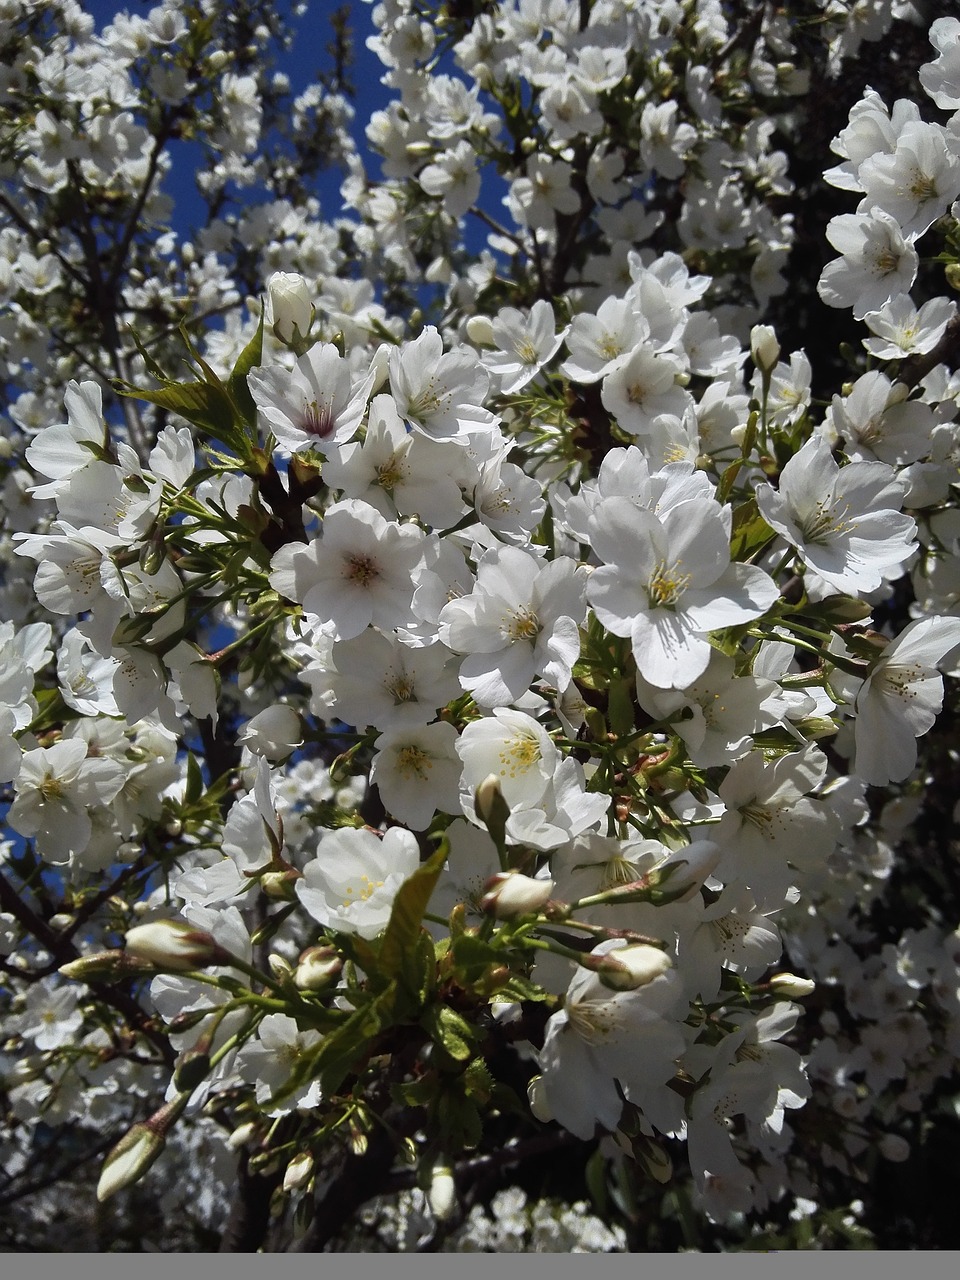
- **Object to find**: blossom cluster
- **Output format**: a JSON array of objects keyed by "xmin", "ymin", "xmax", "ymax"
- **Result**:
[{"xmin": 2, "ymin": 0, "xmax": 960, "ymax": 1252}]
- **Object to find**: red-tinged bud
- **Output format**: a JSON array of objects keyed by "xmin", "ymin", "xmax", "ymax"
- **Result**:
[
  {"xmin": 59, "ymin": 951, "xmax": 158, "ymax": 982},
  {"xmin": 294, "ymin": 945, "xmax": 342, "ymax": 992}
]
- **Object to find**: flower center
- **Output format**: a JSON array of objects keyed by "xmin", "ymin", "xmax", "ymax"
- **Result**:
[
  {"xmin": 344, "ymin": 553, "xmax": 380, "ymax": 586},
  {"xmin": 302, "ymin": 399, "xmax": 334, "ymax": 438},
  {"xmin": 647, "ymin": 561, "xmax": 691, "ymax": 608},
  {"xmin": 395, "ymin": 745, "xmax": 433, "ymax": 780}
]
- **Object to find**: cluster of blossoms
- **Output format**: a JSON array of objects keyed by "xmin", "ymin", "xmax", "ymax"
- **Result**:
[{"xmin": 3, "ymin": 0, "xmax": 960, "ymax": 1254}]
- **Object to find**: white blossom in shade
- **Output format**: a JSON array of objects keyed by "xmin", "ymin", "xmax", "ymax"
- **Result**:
[
  {"xmin": 8, "ymin": 739, "xmax": 126, "ymax": 864},
  {"xmin": 834, "ymin": 616, "xmax": 960, "ymax": 786},
  {"xmin": 456, "ymin": 708, "xmax": 558, "ymax": 810},
  {"xmin": 0, "ymin": 621, "xmax": 51, "ymax": 729},
  {"xmin": 0, "ymin": 912, "xmax": 17, "ymax": 956},
  {"xmin": 483, "ymin": 300, "xmax": 566, "ymax": 394},
  {"xmin": 504, "ymin": 756, "xmax": 609, "ymax": 852},
  {"xmin": 322, "ymin": 628, "xmax": 460, "ymax": 731},
  {"xmin": 321, "ymin": 394, "xmax": 465, "ymax": 529},
  {"xmin": 509, "ymin": 154, "xmax": 581, "ymax": 229},
  {"xmin": 919, "ymin": 17, "xmax": 960, "ymax": 109},
  {"xmin": 826, "ymin": 370, "xmax": 935, "ymax": 466},
  {"xmin": 817, "ymin": 209, "xmax": 918, "ymax": 318},
  {"xmin": 247, "ymin": 343, "xmax": 374, "ymax": 455},
  {"xmin": 863, "ymin": 295, "xmax": 956, "ymax": 359},
  {"xmin": 600, "ymin": 347, "xmax": 691, "ymax": 438},
  {"xmin": 635, "ymin": 652, "xmax": 790, "ymax": 769},
  {"xmin": 714, "ymin": 746, "xmax": 841, "ymax": 909},
  {"xmin": 685, "ymin": 1004, "xmax": 809, "ymax": 1211},
  {"xmin": 681, "ymin": 887, "xmax": 784, "ymax": 1002},
  {"xmin": 755, "ymin": 435, "xmax": 917, "ymax": 594},
  {"xmin": 234, "ymin": 1013, "xmax": 323, "ymax": 1115},
  {"xmin": 237, "ymin": 704, "xmax": 302, "ymax": 760},
  {"xmin": 439, "ymin": 547, "xmax": 586, "ymax": 708},
  {"xmin": 25, "ymin": 380, "xmax": 106, "ymax": 499},
  {"xmin": 823, "ymin": 90, "xmax": 919, "ymax": 193},
  {"xmin": 639, "ymin": 100, "xmax": 697, "ymax": 179},
  {"xmin": 370, "ymin": 721, "xmax": 462, "ymax": 830},
  {"xmin": 56, "ymin": 628, "xmax": 120, "ymax": 717},
  {"xmin": 427, "ymin": 819, "xmax": 501, "ymax": 930},
  {"xmin": 268, "ymin": 499, "xmax": 425, "ymax": 641},
  {"xmin": 587, "ymin": 497, "xmax": 779, "ymax": 690},
  {"xmin": 389, "ymin": 325, "xmax": 495, "ymax": 441},
  {"xmin": 297, "ymin": 826, "xmax": 421, "ymax": 939},
  {"xmin": 471, "ymin": 452, "xmax": 546, "ymax": 544},
  {"xmin": 16, "ymin": 982, "xmax": 84, "ymax": 1052},
  {"xmin": 535, "ymin": 940, "xmax": 687, "ymax": 1140},
  {"xmin": 858, "ymin": 120, "xmax": 960, "ymax": 241}
]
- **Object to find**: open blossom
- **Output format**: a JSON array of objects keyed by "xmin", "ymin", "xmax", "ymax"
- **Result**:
[
  {"xmin": 483, "ymin": 300, "xmax": 566, "ymax": 394},
  {"xmin": 439, "ymin": 547, "xmax": 586, "ymax": 707},
  {"xmin": 247, "ymin": 343, "xmax": 374, "ymax": 455},
  {"xmin": 389, "ymin": 325, "xmax": 495, "ymax": 441},
  {"xmin": 818, "ymin": 209, "xmax": 918, "ymax": 317},
  {"xmin": 8, "ymin": 739, "xmax": 126, "ymax": 864},
  {"xmin": 297, "ymin": 826, "xmax": 420, "ymax": 938},
  {"xmin": 834, "ymin": 616, "xmax": 960, "ymax": 785},
  {"xmin": 268, "ymin": 499, "xmax": 425, "ymax": 640},
  {"xmin": 370, "ymin": 721, "xmax": 462, "ymax": 830},
  {"xmin": 755, "ymin": 435, "xmax": 917, "ymax": 594},
  {"xmin": 587, "ymin": 496, "xmax": 778, "ymax": 689}
]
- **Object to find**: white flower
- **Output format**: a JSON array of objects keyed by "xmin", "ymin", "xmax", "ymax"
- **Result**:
[
  {"xmin": 844, "ymin": 616, "xmax": 960, "ymax": 785},
  {"xmin": 269, "ymin": 499, "xmax": 425, "ymax": 641},
  {"xmin": 297, "ymin": 826, "xmax": 420, "ymax": 938},
  {"xmin": 439, "ymin": 546, "xmax": 586, "ymax": 708},
  {"xmin": 370, "ymin": 721, "xmax": 462, "ymax": 829},
  {"xmin": 755, "ymin": 435, "xmax": 917, "ymax": 594},
  {"xmin": 456, "ymin": 708, "xmax": 558, "ymax": 811},
  {"xmin": 234, "ymin": 1013, "xmax": 323, "ymax": 1114},
  {"xmin": 8, "ymin": 739, "xmax": 126, "ymax": 864},
  {"xmin": 247, "ymin": 344, "xmax": 373, "ymax": 455},
  {"xmin": 818, "ymin": 209, "xmax": 918, "ymax": 318},
  {"xmin": 587, "ymin": 496, "xmax": 778, "ymax": 690}
]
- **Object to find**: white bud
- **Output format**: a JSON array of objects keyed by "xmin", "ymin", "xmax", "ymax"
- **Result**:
[
  {"xmin": 427, "ymin": 1163, "xmax": 456, "ymax": 1221},
  {"xmin": 480, "ymin": 871, "xmax": 554, "ymax": 918},
  {"xmin": 465, "ymin": 315, "xmax": 495, "ymax": 347},
  {"xmin": 97, "ymin": 1125, "xmax": 165, "ymax": 1202},
  {"xmin": 878, "ymin": 1133, "xmax": 910, "ymax": 1162},
  {"xmin": 238, "ymin": 704, "xmax": 303, "ymax": 761},
  {"xmin": 294, "ymin": 946, "xmax": 342, "ymax": 991},
  {"xmin": 124, "ymin": 921, "xmax": 227, "ymax": 971},
  {"xmin": 596, "ymin": 943, "xmax": 672, "ymax": 991},
  {"xmin": 268, "ymin": 271, "xmax": 312, "ymax": 344},
  {"xmin": 769, "ymin": 972, "xmax": 816, "ymax": 998},
  {"xmin": 750, "ymin": 324, "xmax": 780, "ymax": 373},
  {"xmin": 226, "ymin": 1121, "xmax": 258, "ymax": 1150},
  {"xmin": 283, "ymin": 1152, "xmax": 314, "ymax": 1192}
]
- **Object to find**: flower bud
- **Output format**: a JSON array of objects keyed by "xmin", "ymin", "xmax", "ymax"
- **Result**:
[
  {"xmin": 59, "ymin": 950, "xmax": 158, "ymax": 982},
  {"xmin": 97, "ymin": 1123, "xmax": 166, "ymax": 1202},
  {"xmin": 226, "ymin": 1121, "xmax": 258, "ymax": 1150},
  {"xmin": 268, "ymin": 271, "xmax": 312, "ymax": 344},
  {"xmin": 427, "ymin": 1162, "xmax": 456, "ymax": 1221},
  {"xmin": 124, "ymin": 921, "xmax": 229, "ymax": 971},
  {"xmin": 283, "ymin": 1152, "xmax": 314, "ymax": 1193},
  {"xmin": 173, "ymin": 1049, "xmax": 211, "ymax": 1093},
  {"xmin": 595, "ymin": 943, "xmax": 672, "ymax": 991},
  {"xmin": 769, "ymin": 972, "xmax": 816, "ymax": 998},
  {"xmin": 237, "ymin": 704, "xmax": 302, "ymax": 761},
  {"xmin": 480, "ymin": 871, "xmax": 554, "ymax": 918},
  {"xmin": 750, "ymin": 324, "xmax": 780, "ymax": 373},
  {"xmin": 465, "ymin": 315, "xmax": 494, "ymax": 347},
  {"xmin": 294, "ymin": 945, "xmax": 342, "ymax": 992},
  {"xmin": 474, "ymin": 774, "xmax": 510, "ymax": 850},
  {"xmin": 647, "ymin": 839, "xmax": 721, "ymax": 904},
  {"xmin": 879, "ymin": 1133, "xmax": 910, "ymax": 1162},
  {"xmin": 268, "ymin": 953, "xmax": 294, "ymax": 982}
]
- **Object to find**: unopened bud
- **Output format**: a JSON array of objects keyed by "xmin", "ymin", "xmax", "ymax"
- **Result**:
[
  {"xmin": 97, "ymin": 1123, "xmax": 166, "ymax": 1202},
  {"xmin": 465, "ymin": 315, "xmax": 495, "ymax": 347},
  {"xmin": 294, "ymin": 945, "xmax": 342, "ymax": 992},
  {"xmin": 474, "ymin": 774, "xmax": 510, "ymax": 850},
  {"xmin": 631, "ymin": 1133, "xmax": 673, "ymax": 1183},
  {"xmin": 480, "ymin": 871, "xmax": 554, "ymax": 918},
  {"xmin": 268, "ymin": 271, "xmax": 313, "ymax": 345},
  {"xmin": 595, "ymin": 943, "xmax": 672, "ymax": 991},
  {"xmin": 226, "ymin": 1121, "xmax": 258, "ymax": 1150},
  {"xmin": 750, "ymin": 324, "xmax": 780, "ymax": 373},
  {"xmin": 427, "ymin": 1162, "xmax": 457, "ymax": 1221},
  {"xmin": 124, "ymin": 921, "xmax": 230, "ymax": 971},
  {"xmin": 173, "ymin": 1049, "xmax": 211, "ymax": 1093},
  {"xmin": 647, "ymin": 839, "xmax": 721, "ymax": 903},
  {"xmin": 283, "ymin": 1152, "xmax": 314, "ymax": 1192},
  {"xmin": 267, "ymin": 953, "xmax": 294, "ymax": 982},
  {"xmin": 769, "ymin": 972, "xmax": 816, "ymax": 998},
  {"xmin": 59, "ymin": 950, "xmax": 157, "ymax": 982}
]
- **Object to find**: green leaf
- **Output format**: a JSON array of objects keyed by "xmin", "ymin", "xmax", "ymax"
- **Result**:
[
  {"xmin": 421, "ymin": 1003, "xmax": 479, "ymax": 1063},
  {"xmin": 378, "ymin": 842, "xmax": 447, "ymax": 1001},
  {"xmin": 115, "ymin": 380, "xmax": 243, "ymax": 451},
  {"xmin": 229, "ymin": 311, "xmax": 265, "ymax": 427},
  {"xmin": 449, "ymin": 933, "xmax": 501, "ymax": 987},
  {"xmin": 729, "ymin": 497, "xmax": 775, "ymax": 563},
  {"xmin": 184, "ymin": 752, "xmax": 204, "ymax": 805}
]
